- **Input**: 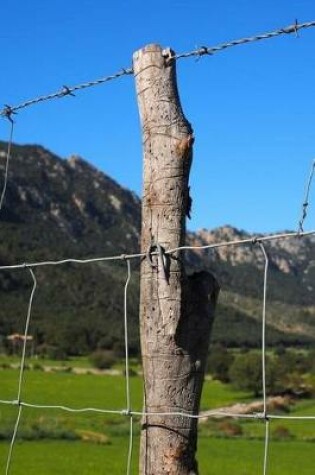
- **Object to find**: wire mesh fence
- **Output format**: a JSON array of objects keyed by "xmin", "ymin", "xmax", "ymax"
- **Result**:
[
  {"xmin": 0, "ymin": 228, "xmax": 314, "ymax": 474},
  {"xmin": 0, "ymin": 19, "xmax": 315, "ymax": 475}
]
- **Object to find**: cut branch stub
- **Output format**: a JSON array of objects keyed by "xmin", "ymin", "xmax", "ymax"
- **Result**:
[{"xmin": 134, "ymin": 44, "xmax": 219, "ymax": 475}]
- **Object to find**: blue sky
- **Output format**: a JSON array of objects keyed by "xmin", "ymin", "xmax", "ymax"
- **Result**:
[{"xmin": 1, "ymin": 0, "xmax": 315, "ymax": 233}]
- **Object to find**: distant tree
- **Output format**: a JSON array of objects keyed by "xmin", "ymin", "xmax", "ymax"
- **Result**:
[
  {"xmin": 271, "ymin": 349, "xmax": 315, "ymax": 396},
  {"xmin": 207, "ymin": 345, "xmax": 234, "ymax": 382},
  {"xmin": 229, "ymin": 352, "xmax": 277, "ymax": 397}
]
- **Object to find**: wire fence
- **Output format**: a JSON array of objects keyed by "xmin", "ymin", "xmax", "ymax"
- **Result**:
[
  {"xmin": 0, "ymin": 228, "xmax": 314, "ymax": 474},
  {"xmin": 0, "ymin": 19, "xmax": 315, "ymax": 475}
]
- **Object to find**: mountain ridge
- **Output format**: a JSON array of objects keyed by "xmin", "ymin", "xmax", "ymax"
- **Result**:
[{"xmin": 0, "ymin": 141, "xmax": 313, "ymax": 355}]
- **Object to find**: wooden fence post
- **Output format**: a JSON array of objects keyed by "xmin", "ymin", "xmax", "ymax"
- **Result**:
[{"xmin": 133, "ymin": 44, "xmax": 219, "ymax": 475}]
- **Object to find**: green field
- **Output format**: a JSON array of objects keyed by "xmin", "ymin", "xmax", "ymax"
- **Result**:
[
  {"xmin": 0, "ymin": 364, "xmax": 314, "ymax": 474},
  {"xmin": 1, "ymin": 438, "xmax": 314, "ymax": 475},
  {"xmin": 0, "ymin": 367, "xmax": 251, "ymax": 411}
]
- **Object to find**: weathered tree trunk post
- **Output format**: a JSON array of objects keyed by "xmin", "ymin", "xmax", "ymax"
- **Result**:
[{"xmin": 133, "ymin": 44, "xmax": 219, "ymax": 475}]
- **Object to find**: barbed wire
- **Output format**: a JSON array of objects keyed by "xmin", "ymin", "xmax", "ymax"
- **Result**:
[
  {"xmin": 1, "ymin": 20, "xmax": 314, "ymax": 121},
  {"xmin": 0, "ymin": 68, "xmax": 133, "ymax": 120},
  {"xmin": 1, "ymin": 19, "xmax": 314, "ymax": 232},
  {"xmin": 174, "ymin": 20, "xmax": 315, "ymax": 60}
]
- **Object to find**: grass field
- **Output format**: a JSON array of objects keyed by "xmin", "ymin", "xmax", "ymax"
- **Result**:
[
  {"xmin": 1, "ymin": 362, "xmax": 314, "ymax": 474},
  {"xmin": 0, "ymin": 367, "xmax": 251, "ymax": 411},
  {"xmin": 1, "ymin": 438, "xmax": 314, "ymax": 475}
]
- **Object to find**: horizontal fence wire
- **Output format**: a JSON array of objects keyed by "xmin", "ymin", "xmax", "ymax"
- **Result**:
[
  {"xmin": 0, "ymin": 69, "xmax": 133, "ymax": 119},
  {"xmin": 1, "ymin": 399, "xmax": 315, "ymax": 421},
  {"xmin": 1, "ymin": 20, "xmax": 315, "ymax": 120},
  {"xmin": 0, "ymin": 230, "xmax": 314, "ymax": 272}
]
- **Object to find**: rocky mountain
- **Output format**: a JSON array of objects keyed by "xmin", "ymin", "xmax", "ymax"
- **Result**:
[
  {"xmin": 0, "ymin": 142, "xmax": 140, "ymax": 261},
  {"xmin": 0, "ymin": 141, "xmax": 314, "ymax": 356},
  {"xmin": 186, "ymin": 227, "xmax": 315, "ymax": 347},
  {"xmin": 186, "ymin": 225, "xmax": 315, "ymax": 306}
]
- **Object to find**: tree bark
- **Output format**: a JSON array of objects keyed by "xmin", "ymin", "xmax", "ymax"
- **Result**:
[{"xmin": 133, "ymin": 44, "xmax": 219, "ymax": 475}]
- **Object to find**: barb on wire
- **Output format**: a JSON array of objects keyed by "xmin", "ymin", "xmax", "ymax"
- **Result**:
[
  {"xmin": 2, "ymin": 105, "xmax": 17, "ymax": 123},
  {"xmin": 5, "ymin": 267, "xmax": 37, "ymax": 475},
  {"xmin": 60, "ymin": 85, "xmax": 76, "ymax": 98},
  {"xmin": 0, "ymin": 67, "xmax": 133, "ymax": 118},
  {"xmin": 0, "ymin": 117, "xmax": 14, "ymax": 211},
  {"xmin": 175, "ymin": 20, "xmax": 315, "ymax": 60},
  {"xmin": 298, "ymin": 159, "xmax": 315, "ymax": 232}
]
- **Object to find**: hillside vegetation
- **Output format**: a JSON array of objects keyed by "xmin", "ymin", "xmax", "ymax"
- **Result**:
[{"xmin": 0, "ymin": 141, "xmax": 314, "ymax": 356}]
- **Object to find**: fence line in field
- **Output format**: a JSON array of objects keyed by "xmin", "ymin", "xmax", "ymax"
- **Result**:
[
  {"xmin": 0, "ymin": 228, "xmax": 314, "ymax": 474},
  {"xmin": 1, "ymin": 18, "xmax": 315, "ymax": 475}
]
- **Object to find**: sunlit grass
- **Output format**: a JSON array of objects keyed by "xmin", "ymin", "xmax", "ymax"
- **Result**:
[
  {"xmin": 0, "ymin": 366, "xmax": 314, "ymax": 474},
  {"xmin": 0, "ymin": 438, "xmax": 314, "ymax": 475}
]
